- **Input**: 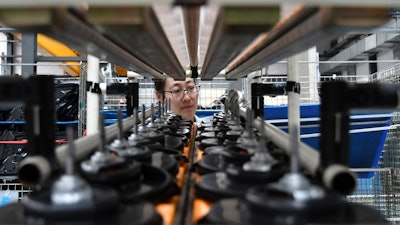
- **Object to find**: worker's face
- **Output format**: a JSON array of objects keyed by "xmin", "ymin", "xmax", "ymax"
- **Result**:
[{"xmin": 157, "ymin": 77, "xmax": 198, "ymax": 121}]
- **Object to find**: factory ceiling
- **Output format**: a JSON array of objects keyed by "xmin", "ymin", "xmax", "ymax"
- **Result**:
[{"xmin": 0, "ymin": 1, "xmax": 397, "ymax": 80}]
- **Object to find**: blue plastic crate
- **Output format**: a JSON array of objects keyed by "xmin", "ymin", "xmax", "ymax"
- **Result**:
[{"xmin": 264, "ymin": 104, "xmax": 392, "ymax": 178}]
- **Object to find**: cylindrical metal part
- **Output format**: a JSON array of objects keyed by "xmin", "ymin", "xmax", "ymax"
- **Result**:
[
  {"xmin": 18, "ymin": 156, "xmax": 52, "ymax": 188},
  {"xmin": 323, "ymin": 164, "xmax": 357, "ymax": 195},
  {"xmin": 252, "ymin": 115, "xmax": 356, "ymax": 195},
  {"xmin": 252, "ymin": 116, "xmax": 319, "ymax": 174}
]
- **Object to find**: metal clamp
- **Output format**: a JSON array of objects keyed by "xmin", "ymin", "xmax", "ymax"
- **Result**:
[
  {"xmin": 86, "ymin": 81, "xmax": 102, "ymax": 94},
  {"xmin": 285, "ymin": 81, "xmax": 301, "ymax": 94}
]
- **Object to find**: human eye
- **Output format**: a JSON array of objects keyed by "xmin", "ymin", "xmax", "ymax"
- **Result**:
[{"xmin": 171, "ymin": 89, "xmax": 182, "ymax": 94}]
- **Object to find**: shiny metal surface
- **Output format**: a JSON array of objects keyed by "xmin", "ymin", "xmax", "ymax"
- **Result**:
[
  {"xmin": 0, "ymin": 5, "xmax": 392, "ymax": 80},
  {"xmin": 183, "ymin": 5, "xmax": 201, "ymax": 68},
  {"xmin": 0, "ymin": 0, "xmax": 397, "ymax": 7},
  {"xmin": 86, "ymin": 7, "xmax": 185, "ymax": 80},
  {"xmin": 201, "ymin": 6, "xmax": 279, "ymax": 80},
  {"xmin": 225, "ymin": 7, "xmax": 389, "ymax": 79},
  {"xmin": 0, "ymin": 8, "xmax": 165, "ymax": 79}
]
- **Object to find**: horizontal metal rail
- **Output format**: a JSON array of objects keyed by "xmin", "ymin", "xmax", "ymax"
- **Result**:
[{"xmin": 226, "ymin": 7, "xmax": 389, "ymax": 79}]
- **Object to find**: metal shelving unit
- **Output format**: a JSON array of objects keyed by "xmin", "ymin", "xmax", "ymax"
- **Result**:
[{"xmin": 0, "ymin": 2, "xmax": 398, "ymax": 225}]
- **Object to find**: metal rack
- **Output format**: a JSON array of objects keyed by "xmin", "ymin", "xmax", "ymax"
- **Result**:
[
  {"xmin": 0, "ymin": 179, "xmax": 31, "ymax": 205},
  {"xmin": 0, "ymin": 3, "xmax": 398, "ymax": 225},
  {"xmin": 345, "ymin": 63, "xmax": 400, "ymax": 224}
]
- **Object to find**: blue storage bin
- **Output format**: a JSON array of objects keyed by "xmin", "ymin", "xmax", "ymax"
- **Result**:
[
  {"xmin": 101, "ymin": 110, "xmax": 128, "ymax": 119},
  {"xmin": 196, "ymin": 110, "xmax": 221, "ymax": 118},
  {"xmin": 264, "ymin": 104, "xmax": 392, "ymax": 178}
]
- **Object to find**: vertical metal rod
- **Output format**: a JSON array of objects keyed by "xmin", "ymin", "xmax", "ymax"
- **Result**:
[
  {"xmin": 163, "ymin": 98, "xmax": 167, "ymax": 118},
  {"xmin": 21, "ymin": 32, "xmax": 37, "ymax": 77},
  {"xmin": 246, "ymin": 107, "xmax": 254, "ymax": 138},
  {"xmin": 259, "ymin": 119, "xmax": 267, "ymax": 154},
  {"xmin": 258, "ymin": 95, "xmax": 264, "ymax": 119},
  {"xmin": 117, "ymin": 108, "xmax": 124, "ymax": 140},
  {"xmin": 98, "ymin": 113, "xmax": 107, "ymax": 153},
  {"xmin": 142, "ymin": 104, "xmax": 146, "ymax": 126},
  {"xmin": 158, "ymin": 101, "xmax": 162, "ymax": 122},
  {"xmin": 133, "ymin": 108, "xmax": 138, "ymax": 135},
  {"xmin": 4, "ymin": 33, "xmax": 14, "ymax": 75},
  {"xmin": 66, "ymin": 126, "xmax": 75, "ymax": 175},
  {"xmin": 25, "ymin": 76, "xmax": 57, "ymax": 168},
  {"xmin": 168, "ymin": 98, "xmax": 171, "ymax": 114},
  {"xmin": 290, "ymin": 125, "xmax": 300, "ymax": 173},
  {"xmin": 287, "ymin": 53, "xmax": 301, "ymax": 174},
  {"xmin": 78, "ymin": 62, "xmax": 86, "ymax": 138},
  {"xmin": 151, "ymin": 103, "xmax": 155, "ymax": 124}
]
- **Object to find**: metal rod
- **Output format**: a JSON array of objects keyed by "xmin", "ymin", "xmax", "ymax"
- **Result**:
[
  {"xmin": 117, "ymin": 108, "xmax": 124, "ymax": 141},
  {"xmin": 0, "ymin": 63, "xmax": 85, "ymax": 66},
  {"xmin": 65, "ymin": 126, "xmax": 76, "ymax": 175},
  {"xmin": 98, "ymin": 113, "xmax": 107, "ymax": 154},
  {"xmin": 151, "ymin": 103, "xmax": 155, "ymax": 124},
  {"xmin": 55, "ymin": 108, "xmax": 153, "ymax": 167},
  {"xmin": 86, "ymin": 7, "xmax": 185, "ymax": 79},
  {"xmin": 0, "ymin": 8, "xmax": 165, "ymax": 79},
  {"xmin": 226, "ymin": 7, "xmax": 389, "ymax": 79},
  {"xmin": 250, "ymin": 113, "xmax": 356, "ymax": 195},
  {"xmin": 201, "ymin": 6, "xmax": 279, "ymax": 80},
  {"xmin": 287, "ymin": 53, "xmax": 301, "ymax": 174},
  {"xmin": 142, "ymin": 104, "xmax": 146, "ymax": 127},
  {"xmin": 182, "ymin": 5, "xmax": 200, "ymax": 68},
  {"xmin": 300, "ymin": 60, "xmax": 400, "ymax": 64},
  {"xmin": 35, "ymin": 56, "xmax": 87, "ymax": 62},
  {"xmin": 250, "ymin": 113, "xmax": 320, "ymax": 175}
]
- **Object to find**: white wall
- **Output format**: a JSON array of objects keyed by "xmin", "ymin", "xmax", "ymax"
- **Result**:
[
  {"xmin": 377, "ymin": 48, "xmax": 394, "ymax": 72},
  {"xmin": 356, "ymin": 62, "xmax": 369, "ymax": 77}
]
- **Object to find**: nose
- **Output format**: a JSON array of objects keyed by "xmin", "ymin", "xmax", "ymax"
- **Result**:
[{"xmin": 181, "ymin": 90, "xmax": 191, "ymax": 100}]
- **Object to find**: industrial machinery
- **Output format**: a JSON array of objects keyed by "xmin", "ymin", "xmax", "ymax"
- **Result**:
[{"xmin": 0, "ymin": 1, "xmax": 398, "ymax": 225}]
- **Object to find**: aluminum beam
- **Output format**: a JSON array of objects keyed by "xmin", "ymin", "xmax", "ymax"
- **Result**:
[
  {"xmin": 0, "ymin": 8, "xmax": 165, "ymax": 79},
  {"xmin": 225, "ymin": 7, "xmax": 390, "ymax": 79},
  {"xmin": 201, "ymin": 6, "xmax": 279, "ymax": 80},
  {"xmin": 182, "ymin": 5, "xmax": 200, "ymax": 69},
  {"xmin": 0, "ymin": 0, "xmax": 397, "ymax": 7},
  {"xmin": 320, "ymin": 31, "xmax": 400, "ymax": 74},
  {"xmin": 86, "ymin": 7, "xmax": 186, "ymax": 80},
  {"xmin": 21, "ymin": 32, "xmax": 37, "ymax": 77}
]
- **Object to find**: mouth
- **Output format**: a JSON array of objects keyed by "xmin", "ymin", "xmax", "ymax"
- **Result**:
[{"xmin": 181, "ymin": 105, "xmax": 193, "ymax": 110}]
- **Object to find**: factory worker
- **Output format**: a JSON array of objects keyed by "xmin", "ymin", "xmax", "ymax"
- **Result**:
[{"xmin": 155, "ymin": 77, "xmax": 201, "ymax": 122}]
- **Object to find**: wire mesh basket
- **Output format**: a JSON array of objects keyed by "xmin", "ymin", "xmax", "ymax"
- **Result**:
[
  {"xmin": 347, "ymin": 168, "xmax": 399, "ymax": 224},
  {"xmin": 0, "ymin": 178, "xmax": 31, "ymax": 207}
]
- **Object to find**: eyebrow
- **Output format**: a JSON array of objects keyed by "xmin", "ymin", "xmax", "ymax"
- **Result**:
[
  {"xmin": 170, "ymin": 80, "xmax": 195, "ymax": 88},
  {"xmin": 185, "ymin": 80, "xmax": 194, "ymax": 84}
]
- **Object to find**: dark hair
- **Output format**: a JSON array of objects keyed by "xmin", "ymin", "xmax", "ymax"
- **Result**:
[
  {"xmin": 154, "ymin": 77, "xmax": 197, "ymax": 98},
  {"xmin": 154, "ymin": 78, "xmax": 165, "ymax": 94}
]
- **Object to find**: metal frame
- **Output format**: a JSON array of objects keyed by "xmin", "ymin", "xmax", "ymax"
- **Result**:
[
  {"xmin": 201, "ymin": 6, "xmax": 280, "ymax": 80},
  {"xmin": 225, "ymin": 7, "xmax": 389, "ymax": 79}
]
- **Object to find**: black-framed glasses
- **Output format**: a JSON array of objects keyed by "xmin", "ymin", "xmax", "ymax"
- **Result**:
[{"xmin": 164, "ymin": 85, "xmax": 200, "ymax": 99}]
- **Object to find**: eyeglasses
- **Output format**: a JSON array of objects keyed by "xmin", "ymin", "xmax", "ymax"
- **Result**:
[{"xmin": 164, "ymin": 85, "xmax": 200, "ymax": 99}]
